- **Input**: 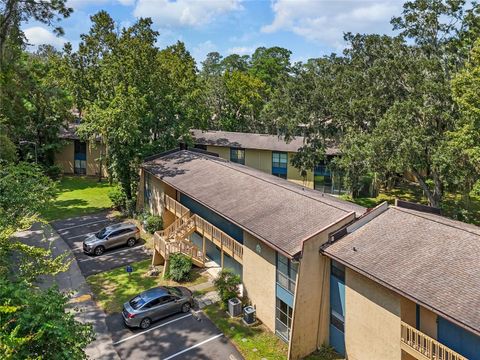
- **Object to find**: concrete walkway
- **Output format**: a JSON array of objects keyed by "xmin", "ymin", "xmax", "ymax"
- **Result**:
[{"xmin": 15, "ymin": 223, "xmax": 121, "ymax": 360}]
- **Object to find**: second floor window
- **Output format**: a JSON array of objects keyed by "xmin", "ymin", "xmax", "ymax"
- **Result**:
[
  {"xmin": 277, "ymin": 253, "xmax": 298, "ymax": 293},
  {"xmin": 230, "ymin": 148, "xmax": 245, "ymax": 165},
  {"xmin": 272, "ymin": 152, "xmax": 288, "ymax": 179}
]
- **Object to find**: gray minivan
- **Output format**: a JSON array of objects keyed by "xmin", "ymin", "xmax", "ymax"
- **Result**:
[
  {"xmin": 123, "ymin": 286, "xmax": 193, "ymax": 329},
  {"xmin": 83, "ymin": 223, "xmax": 140, "ymax": 256}
]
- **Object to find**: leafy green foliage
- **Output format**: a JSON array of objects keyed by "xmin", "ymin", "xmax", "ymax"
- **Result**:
[
  {"xmin": 165, "ymin": 253, "xmax": 193, "ymax": 282},
  {"xmin": 214, "ymin": 268, "xmax": 241, "ymax": 308},
  {"xmin": 108, "ymin": 185, "xmax": 127, "ymax": 211},
  {"xmin": 0, "ymin": 134, "xmax": 17, "ymax": 163},
  {"xmin": 0, "ymin": 279, "xmax": 94, "ymax": 360},
  {"xmin": 144, "ymin": 215, "xmax": 163, "ymax": 234}
]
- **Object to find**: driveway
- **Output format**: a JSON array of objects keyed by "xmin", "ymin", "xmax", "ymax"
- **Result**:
[
  {"xmin": 51, "ymin": 211, "xmax": 149, "ymax": 276},
  {"xmin": 106, "ymin": 311, "xmax": 243, "ymax": 360}
]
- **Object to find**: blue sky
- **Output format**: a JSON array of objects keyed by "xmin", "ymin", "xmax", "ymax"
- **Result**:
[{"xmin": 24, "ymin": 0, "xmax": 403, "ymax": 64}]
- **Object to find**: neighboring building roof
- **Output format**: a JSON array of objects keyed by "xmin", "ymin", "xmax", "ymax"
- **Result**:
[
  {"xmin": 143, "ymin": 150, "xmax": 364, "ymax": 256},
  {"xmin": 59, "ymin": 122, "xmax": 80, "ymax": 140},
  {"xmin": 190, "ymin": 129, "xmax": 340, "ymax": 155},
  {"xmin": 323, "ymin": 205, "xmax": 480, "ymax": 336}
]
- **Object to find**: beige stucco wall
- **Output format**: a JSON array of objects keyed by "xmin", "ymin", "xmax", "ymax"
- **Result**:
[
  {"xmin": 288, "ymin": 213, "xmax": 355, "ymax": 360},
  {"xmin": 344, "ymin": 269, "xmax": 401, "ymax": 360},
  {"xmin": 86, "ymin": 142, "xmax": 107, "ymax": 177},
  {"xmin": 420, "ymin": 306, "xmax": 437, "ymax": 339},
  {"xmin": 55, "ymin": 140, "xmax": 75, "ymax": 174},
  {"xmin": 242, "ymin": 232, "xmax": 277, "ymax": 332},
  {"xmin": 137, "ymin": 169, "xmax": 176, "ymax": 225},
  {"xmin": 54, "ymin": 140, "xmax": 107, "ymax": 177},
  {"xmin": 245, "ymin": 149, "xmax": 273, "ymax": 174},
  {"xmin": 287, "ymin": 152, "xmax": 314, "ymax": 189},
  {"xmin": 400, "ymin": 297, "xmax": 416, "ymax": 328},
  {"xmin": 206, "ymin": 145, "xmax": 230, "ymax": 160}
]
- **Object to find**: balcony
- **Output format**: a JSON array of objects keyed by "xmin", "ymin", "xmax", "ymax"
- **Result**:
[
  {"xmin": 400, "ymin": 322, "xmax": 467, "ymax": 360},
  {"xmin": 156, "ymin": 194, "xmax": 243, "ymax": 264}
]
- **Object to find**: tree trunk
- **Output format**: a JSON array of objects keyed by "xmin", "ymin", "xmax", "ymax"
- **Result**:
[{"xmin": 411, "ymin": 169, "xmax": 441, "ymax": 208}]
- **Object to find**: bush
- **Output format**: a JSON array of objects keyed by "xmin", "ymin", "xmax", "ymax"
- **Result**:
[
  {"xmin": 125, "ymin": 198, "xmax": 136, "ymax": 217},
  {"xmin": 144, "ymin": 214, "xmax": 163, "ymax": 234},
  {"xmin": 214, "ymin": 268, "xmax": 241, "ymax": 308},
  {"xmin": 44, "ymin": 164, "xmax": 62, "ymax": 180},
  {"xmin": 108, "ymin": 186, "xmax": 126, "ymax": 210},
  {"xmin": 165, "ymin": 253, "xmax": 192, "ymax": 282}
]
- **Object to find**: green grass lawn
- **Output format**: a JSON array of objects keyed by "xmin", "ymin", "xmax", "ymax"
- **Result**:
[
  {"xmin": 203, "ymin": 305, "xmax": 288, "ymax": 360},
  {"xmin": 342, "ymin": 182, "xmax": 480, "ymax": 226},
  {"xmin": 41, "ymin": 176, "xmax": 115, "ymax": 221},
  {"xmin": 87, "ymin": 259, "xmax": 209, "ymax": 313}
]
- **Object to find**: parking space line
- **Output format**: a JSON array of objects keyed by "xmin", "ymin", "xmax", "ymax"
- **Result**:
[
  {"xmin": 77, "ymin": 245, "xmax": 145, "ymax": 262},
  {"xmin": 68, "ymin": 232, "xmax": 94, "ymax": 240},
  {"xmin": 163, "ymin": 333, "xmax": 223, "ymax": 360},
  {"xmin": 57, "ymin": 219, "xmax": 112, "ymax": 232},
  {"xmin": 112, "ymin": 314, "xmax": 192, "ymax": 345}
]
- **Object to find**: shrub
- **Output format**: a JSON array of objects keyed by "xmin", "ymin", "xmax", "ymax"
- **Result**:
[
  {"xmin": 44, "ymin": 164, "xmax": 62, "ymax": 180},
  {"xmin": 214, "ymin": 268, "xmax": 241, "ymax": 308},
  {"xmin": 165, "ymin": 253, "xmax": 192, "ymax": 282},
  {"xmin": 125, "ymin": 198, "xmax": 136, "ymax": 217},
  {"xmin": 108, "ymin": 186, "xmax": 126, "ymax": 210},
  {"xmin": 144, "ymin": 214, "xmax": 163, "ymax": 234}
]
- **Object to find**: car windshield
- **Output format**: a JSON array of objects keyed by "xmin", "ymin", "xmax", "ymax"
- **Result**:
[
  {"xmin": 129, "ymin": 295, "xmax": 146, "ymax": 310},
  {"xmin": 95, "ymin": 228, "xmax": 109, "ymax": 239}
]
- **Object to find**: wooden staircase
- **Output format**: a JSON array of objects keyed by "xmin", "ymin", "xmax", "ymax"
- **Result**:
[{"xmin": 154, "ymin": 211, "xmax": 206, "ymax": 269}]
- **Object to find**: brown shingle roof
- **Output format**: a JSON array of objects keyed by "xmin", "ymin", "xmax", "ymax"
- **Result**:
[
  {"xmin": 323, "ymin": 206, "xmax": 480, "ymax": 336},
  {"xmin": 190, "ymin": 129, "xmax": 340, "ymax": 155},
  {"xmin": 143, "ymin": 150, "xmax": 363, "ymax": 256}
]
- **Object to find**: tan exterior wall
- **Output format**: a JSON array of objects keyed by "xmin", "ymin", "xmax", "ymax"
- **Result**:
[
  {"xmin": 86, "ymin": 142, "xmax": 107, "ymax": 177},
  {"xmin": 206, "ymin": 145, "xmax": 230, "ymax": 160},
  {"xmin": 55, "ymin": 140, "xmax": 75, "ymax": 174},
  {"xmin": 245, "ymin": 149, "xmax": 273, "ymax": 174},
  {"xmin": 400, "ymin": 297, "xmax": 416, "ymax": 328},
  {"xmin": 242, "ymin": 232, "xmax": 277, "ymax": 332},
  {"xmin": 420, "ymin": 306, "xmax": 437, "ymax": 339},
  {"xmin": 137, "ymin": 169, "xmax": 176, "ymax": 225},
  {"xmin": 54, "ymin": 140, "xmax": 107, "ymax": 177},
  {"xmin": 287, "ymin": 151, "xmax": 314, "ymax": 189},
  {"xmin": 344, "ymin": 269, "xmax": 401, "ymax": 360},
  {"xmin": 288, "ymin": 213, "xmax": 355, "ymax": 360}
]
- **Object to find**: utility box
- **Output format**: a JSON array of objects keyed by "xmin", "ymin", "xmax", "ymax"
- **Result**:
[
  {"xmin": 228, "ymin": 298, "xmax": 242, "ymax": 317},
  {"xmin": 243, "ymin": 306, "xmax": 256, "ymax": 325}
]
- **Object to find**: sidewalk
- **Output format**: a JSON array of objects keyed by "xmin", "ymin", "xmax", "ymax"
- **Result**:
[{"xmin": 15, "ymin": 223, "xmax": 121, "ymax": 360}]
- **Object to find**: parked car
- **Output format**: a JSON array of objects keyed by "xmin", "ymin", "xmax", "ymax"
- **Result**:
[
  {"xmin": 122, "ymin": 286, "xmax": 193, "ymax": 329},
  {"xmin": 83, "ymin": 223, "xmax": 140, "ymax": 256}
]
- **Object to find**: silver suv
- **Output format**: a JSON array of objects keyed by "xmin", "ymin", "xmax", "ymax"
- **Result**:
[
  {"xmin": 83, "ymin": 223, "xmax": 140, "ymax": 256},
  {"xmin": 123, "ymin": 286, "xmax": 193, "ymax": 329}
]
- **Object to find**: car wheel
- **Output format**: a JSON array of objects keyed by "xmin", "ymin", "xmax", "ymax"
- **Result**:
[
  {"xmin": 140, "ymin": 317, "xmax": 151, "ymax": 329},
  {"xmin": 94, "ymin": 246, "xmax": 105, "ymax": 256},
  {"xmin": 181, "ymin": 302, "xmax": 191, "ymax": 313},
  {"xmin": 126, "ymin": 237, "xmax": 136, "ymax": 247}
]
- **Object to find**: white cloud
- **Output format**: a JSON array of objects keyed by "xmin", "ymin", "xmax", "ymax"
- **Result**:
[
  {"xmin": 262, "ymin": 0, "xmax": 401, "ymax": 50},
  {"xmin": 192, "ymin": 40, "xmax": 217, "ymax": 63},
  {"xmin": 227, "ymin": 45, "xmax": 256, "ymax": 56},
  {"xmin": 134, "ymin": 0, "xmax": 243, "ymax": 28},
  {"xmin": 24, "ymin": 26, "xmax": 66, "ymax": 48}
]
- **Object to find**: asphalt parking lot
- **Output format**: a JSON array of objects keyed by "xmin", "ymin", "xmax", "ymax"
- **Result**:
[
  {"xmin": 107, "ymin": 310, "xmax": 243, "ymax": 360},
  {"xmin": 52, "ymin": 211, "xmax": 149, "ymax": 276}
]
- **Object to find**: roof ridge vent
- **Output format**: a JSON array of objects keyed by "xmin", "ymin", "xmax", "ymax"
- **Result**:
[{"xmin": 395, "ymin": 199, "xmax": 441, "ymax": 215}]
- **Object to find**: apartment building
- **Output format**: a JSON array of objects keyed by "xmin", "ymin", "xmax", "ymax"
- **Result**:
[
  {"xmin": 187, "ymin": 129, "xmax": 345, "ymax": 194},
  {"xmin": 137, "ymin": 149, "xmax": 364, "ymax": 358},
  {"xmin": 322, "ymin": 201, "xmax": 480, "ymax": 360},
  {"xmin": 137, "ymin": 149, "xmax": 480, "ymax": 360},
  {"xmin": 54, "ymin": 122, "xmax": 106, "ymax": 177}
]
